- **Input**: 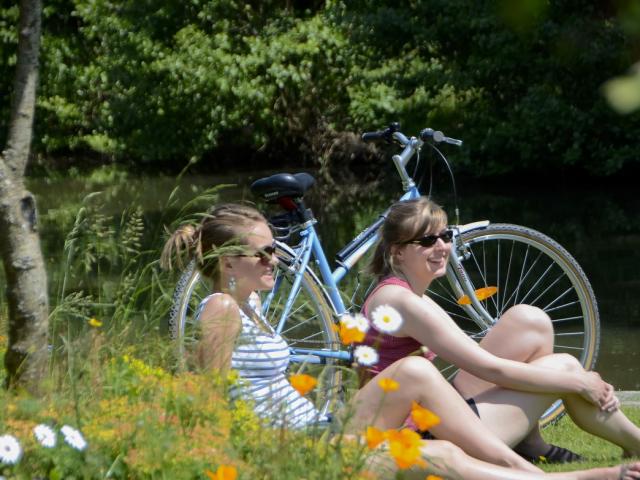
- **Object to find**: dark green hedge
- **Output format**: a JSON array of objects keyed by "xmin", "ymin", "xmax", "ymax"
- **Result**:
[{"xmin": 1, "ymin": 0, "xmax": 639, "ymax": 176}]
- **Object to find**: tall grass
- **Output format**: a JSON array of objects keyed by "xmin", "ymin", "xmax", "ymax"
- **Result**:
[{"xmin": 0, "ymin": 174, "xmax": 377, "ymax": 479}]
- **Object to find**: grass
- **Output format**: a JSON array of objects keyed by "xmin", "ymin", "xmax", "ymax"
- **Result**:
[{"xmin": 540, "ymin": 407, "xmax": 640, "ymax": 473}]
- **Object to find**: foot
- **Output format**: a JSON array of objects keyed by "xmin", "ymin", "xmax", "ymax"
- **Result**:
[
  {"xmin": 517, "ymin": 444, "xmax": 583, "ymax": 464},
  {"xmin": 582, "ymin": 463, "xmax": 640, "ymax": 480},
  {"xmin": 618, "ymin": 462, "xmax": 640, "ymax": 480}
]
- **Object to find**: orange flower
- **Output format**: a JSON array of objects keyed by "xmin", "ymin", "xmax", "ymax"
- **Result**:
[
  {"xmin": 386, "ymin": 428, "xmax": 427, "ymax": 469},
  {"xmin": 365, "ymin": 426, "xmax": 386, "ymax": 449},
  {"xmin": 290, "ymin": 373, "xmax": 317, "ymax": 396},
  {"xmin": 338, "ymin": 322, "xmax": 366, "ymax": 345},
  {"xmin": 457, "ymin": 286, "xmax": 498, "ymax": 305},
  {"xmin": 426, "ymin": 476, "xmax": 443, "ymax": 480},
  {"xmin": 410, "ymin": 401, "xmax": 441, "ymax": 431},
  {"xmin": 377, "ymin": 378, "xmax": 400, "ymax": 392},
  {"xmin": 205, "ymin": 465, "xmax": 237, "ymax": 480}
]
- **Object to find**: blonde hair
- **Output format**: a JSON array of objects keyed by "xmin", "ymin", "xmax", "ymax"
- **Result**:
[
  {"xmin": 160, "ymin": 203, "xmax": 268, "ymax": 279},
  {"xmin": 369, "ymin": 197, "xmax": 448, "ymax": 280}
]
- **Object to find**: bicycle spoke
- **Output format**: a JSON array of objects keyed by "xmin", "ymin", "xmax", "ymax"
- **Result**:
[
  {"xmin": 551, "ymin": 315, "xmax": 584, "ymax": 323},
  {"xmin": 517, "ymin": 262, "xmax": 558, "ymax": 306},
  {"xmin": 553, "ymin": 345, "xmax": 585, "ymax": 351},
  {"xmin": 526, "ymin": 272, "xmax": 566, "ymax": 309},
  {"xmin": 429, "ymin": 288, "xmax": 466, "ymax": 308},
  {"xmin": 542, "ymin": 287, "xmax": 575, "ymax": 312},
  {"xmin": 544, "ymin": 299, "xmax": 580, "ymax": 313},
  {"xmin": 280, "ymin": 314, "xmax": 322, "ymax": 336}
]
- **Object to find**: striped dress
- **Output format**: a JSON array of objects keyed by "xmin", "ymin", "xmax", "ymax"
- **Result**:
[{"xmin": 197, "ymin": 293, "xmax": 327, "ymax": 429}]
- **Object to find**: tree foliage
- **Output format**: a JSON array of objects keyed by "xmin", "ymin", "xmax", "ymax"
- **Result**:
[{"xmin": 0, "ymin": 0, "xmax": 639, "ymax": 175}]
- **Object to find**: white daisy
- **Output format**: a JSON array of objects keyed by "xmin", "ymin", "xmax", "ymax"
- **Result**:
[
  {"xmin": 339, "ymin": 313, "xmax": 355, "ymax": 327},
  {"xmin": 371, "ymin": 305, "xmax": 403, "ymax": 333},
  {"xmin": 33, "ymin": 424, "xmax": 57, "ymax": 448},
  {"xmin": 353, "ymin": 345, "xmax": 379, "ymax": 366},
  {"xmin": 61, "ymin": 425, "xmax": 87, "ymax": 451},
  {"xmin": 350, "ymin": 313, "xmax": 370, "ymax": 333},
  {"xmin": 0, "ymin": 434, "xmax": 22, "ymax": 465}
]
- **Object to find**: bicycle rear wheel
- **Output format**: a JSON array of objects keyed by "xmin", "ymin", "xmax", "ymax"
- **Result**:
[
  {"xmin": 429, "ymin": 223, "xmax": 600, "ymax": 427},
  {"xmin": 169, "ymin": 243, "xmax": 343, "ymax": 417}
]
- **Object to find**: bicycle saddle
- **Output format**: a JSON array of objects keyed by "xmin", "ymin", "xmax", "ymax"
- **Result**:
[{"xmin": 250, "ymin": 173, "xmax": 315, "ymax": 203}]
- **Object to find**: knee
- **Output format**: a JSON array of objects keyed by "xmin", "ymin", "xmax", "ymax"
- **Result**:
[
  {"xmin": 392, "ymin": 356, "xmax": 442, "ymax": 385},
  {"xmin": 548, "ymin": 353, "xmax": 583, "ymax": 373},
  {"xmin": 504, "ymin": 304, "xmax": 553, "ymax": 337},
  {"xmin": 421, "ymin": 440, "xmax": 466, "ymax": 473}
]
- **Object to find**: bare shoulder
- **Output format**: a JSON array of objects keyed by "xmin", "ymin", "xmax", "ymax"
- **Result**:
[
  {"xmin": 200, "ymin": 293, "xmax": 241, "ymax": 329},
  {"xmin": 368, "ymin": 284, "xmax": 416, "ymax": 311},
  {"xmin": 369, "ymin": 284, "xmax": 443, "ymax": 328}
]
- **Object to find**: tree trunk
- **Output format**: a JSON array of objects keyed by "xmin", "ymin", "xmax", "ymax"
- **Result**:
[{"xmin": 0, "ymin": 0, "xmax": 48, "ymax": 391}]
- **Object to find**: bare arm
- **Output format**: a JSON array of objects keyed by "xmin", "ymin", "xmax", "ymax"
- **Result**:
[
  {"xmin": 371, "ymin": 286, "xmax": 610, "ymax": 406},
  {"xmin": 196, "ymin": 294, "xmax": 242, "ymax": 374}
]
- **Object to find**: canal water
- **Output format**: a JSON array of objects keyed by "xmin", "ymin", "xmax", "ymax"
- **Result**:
[{"xmin": 24, "ymin": 168, "xmax": 640, "ymax": 389}]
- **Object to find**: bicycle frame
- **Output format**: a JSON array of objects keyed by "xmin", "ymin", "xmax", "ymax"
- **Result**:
[{"xmin": 262, "ymin": 130, "xmax": 497, "ymax": 363}]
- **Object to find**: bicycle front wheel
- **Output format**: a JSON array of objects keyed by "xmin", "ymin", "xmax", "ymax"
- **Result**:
[
  {"xmin": 429, "ymin": 223, "xmax": 600, "ymax": 427},
  {"xmin": 169, "ymin": 243, "xmax": 344, "ymax": 417}
]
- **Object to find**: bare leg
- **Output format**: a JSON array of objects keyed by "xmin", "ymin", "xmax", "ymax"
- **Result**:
[
  {"xmin": 454, "ymin": 304, "xmax": 563, "ymax": 458},
  {"xmin": 463, "ymin": 353, "xmax": 640, "ymax": 457},
  {"xmin": 542, "ymin": 355, "xmax": 640, "ymax": 457},
  {"xmin": 367, "ymin": 440, "xmax": 640, "ymax": 480},
  {"xmin": 348, "ymin": 356, "xmax": 541, "ymax": 472}
]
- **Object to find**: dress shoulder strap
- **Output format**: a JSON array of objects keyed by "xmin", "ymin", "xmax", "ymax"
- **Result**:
[{"xmin": 362, "ymin": 276, "xmax": 411, "ymax": 317}]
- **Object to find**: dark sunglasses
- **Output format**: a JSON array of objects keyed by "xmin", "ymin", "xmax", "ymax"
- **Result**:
[
  {"xmin": 406, "ymin": 229, "xmax": 454, "ymax": 247},
  {"xmin": 238, "ymin": 242, "xmax": 277, "ymax": 263}
]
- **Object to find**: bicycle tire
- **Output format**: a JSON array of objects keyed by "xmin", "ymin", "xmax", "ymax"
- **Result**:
[
  {"xmin": 169, "ymin": 243, "xmax": 343, "ymax": 417},
  {"xmin": 429, "ymin": 223, "xmax": 600, "ymax": 428}
]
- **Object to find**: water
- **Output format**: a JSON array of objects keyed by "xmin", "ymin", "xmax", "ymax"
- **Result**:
[{"xmin": 23, "ymin": 170, "xmax": 640, "ymax": 389}]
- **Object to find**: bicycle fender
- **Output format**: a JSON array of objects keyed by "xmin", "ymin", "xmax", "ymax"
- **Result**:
[{"xmin": 455, "ymin": 220, "xmax": 490, "ymax": 234}]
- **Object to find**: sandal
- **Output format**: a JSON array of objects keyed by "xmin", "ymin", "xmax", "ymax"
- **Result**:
[{"xmin": 519, "ymin": 444, "xmax": 583, "ymax": 464}]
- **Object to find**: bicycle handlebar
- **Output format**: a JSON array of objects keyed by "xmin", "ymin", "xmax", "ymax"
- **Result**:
[
  {"xmin": 361, "ymin": 123, "xmax": 462, "ymax": 147},
  {"xmin": 420, "ymin": 128, "xmax": 463, "ymax": 147}
]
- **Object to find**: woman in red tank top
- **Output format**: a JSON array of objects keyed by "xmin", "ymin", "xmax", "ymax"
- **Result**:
[{"xmin": 352, "ymin": 196, "xmax": 640, "ymax": 467}]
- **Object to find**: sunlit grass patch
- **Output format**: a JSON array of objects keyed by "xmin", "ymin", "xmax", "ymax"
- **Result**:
[{"xmin": 540, "ymin": 406, "xmax": 640, "ymax": 473}]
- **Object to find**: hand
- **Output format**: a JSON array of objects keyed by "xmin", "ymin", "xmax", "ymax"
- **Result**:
[
  {"xmin": 602, "ymin": 391, "xmax": 621, "ymax": 413},
  {"xmin": 580, "ymin": 371, "xmax": 614, "ymax": 409}
]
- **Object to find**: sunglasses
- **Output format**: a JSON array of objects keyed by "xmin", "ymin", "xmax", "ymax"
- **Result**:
[
  {"xmin": 406, "ymin": 229, "xmax": 454, "ymax": 248},
  {"xmin": 238, "ymin": 242, "xmax": 277, "ymax": 263}
]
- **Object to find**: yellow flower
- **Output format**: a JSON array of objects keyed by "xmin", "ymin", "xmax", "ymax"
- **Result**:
[
  {"xmin": 205, "ymin": 466, "xmax": 237, "ymax": 480},
  {"xmin": 410, "ymin": 401, "xmax": 440, "ymax": 432},
  {"xmin": 386, "ymin": 428, "xmax": 427, "ymax": 470},
  {"xmin": 336, "ymin": 321, "xmax": 366, "ymax": 345},
  {"xmin": 377, "ymin": 378, "xmax": 400, "ymax": 392},
  {"xmin": 88, "ymin": 317, "xmax": 103, "ymax": 328},
  {"xmin": 290, "ymin": 373, "xmax": 317, "ymax": 396},
  {"xmin": 426, "ymin": 476, "xmax": 443, "ymax": 480},
  {"xmin": 365, "ymin": 426, "xmax": 386, "ymax": 449}
]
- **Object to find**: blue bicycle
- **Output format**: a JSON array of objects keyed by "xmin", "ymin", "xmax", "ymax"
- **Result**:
[{"xmin": 170, "ymin": 123, "xmax": 600, "ymax": 426}]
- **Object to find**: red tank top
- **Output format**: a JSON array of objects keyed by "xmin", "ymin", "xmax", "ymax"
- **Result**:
[{"xmin": 360, "ymin": 276, "xmax": 436, "ymax": 374}]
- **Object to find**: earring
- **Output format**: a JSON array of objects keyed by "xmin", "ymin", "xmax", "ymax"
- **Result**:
[{"xmin": 228, "ymin": 275, "xmax": 236, "ymax": 294}]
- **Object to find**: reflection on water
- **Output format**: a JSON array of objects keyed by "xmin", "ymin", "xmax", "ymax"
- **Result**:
[
  {"xmin": 599, "ymin": 326, "xmax": 640, "ymax": 390},
  {"xmin": 23, "ymin": 170, "xmax": 640, "ymax": 389}
]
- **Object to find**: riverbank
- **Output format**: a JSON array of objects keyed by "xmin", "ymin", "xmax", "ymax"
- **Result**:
[{"xmin": 619, "ymin": 391, "xmax": 640, "ymax": 407}]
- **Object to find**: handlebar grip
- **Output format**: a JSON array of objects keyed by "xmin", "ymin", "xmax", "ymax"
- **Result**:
[
  {"xmin": 361, "ymin": 131, "xmax": 387, "ymax": 142},
  {"xmin": 421, "ymin": 128, "xmax": 463, "ymax": 147},
  {"xmin": 362, "ymin": 122, "xmax": 401, "ymax": 143},
  {"xmin": 445, "ymin": 137, "xmax": 463, "ymax": 147}
]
